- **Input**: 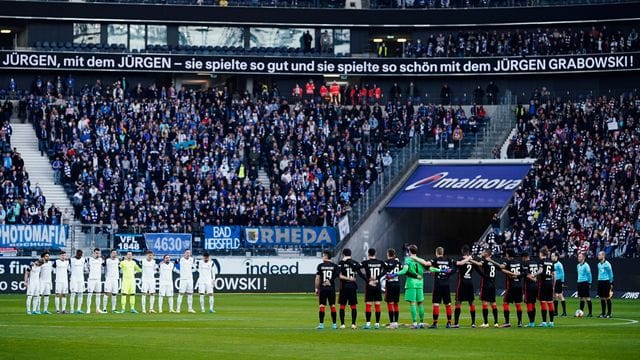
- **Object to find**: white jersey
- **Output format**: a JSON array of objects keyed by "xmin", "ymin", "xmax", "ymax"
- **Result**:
[
  {"xmin": 40, "ymin": 261, "xmax": 53, "ymax": 284},
  {"xmin": 87, "ymin": 257, "xmax": 104, "ymax": 280},
  {"xmin": 54, "ymin": 259, "xmax": 70, "ymax": 284},
  {"xmin": 159, "ymin": 261, "xmax": 174, "ymax": 285},
  {"xmin": 141, "ymin": 259, "xmax": 158, "ymax": 280},
  {"xmin": 178, "ymin": 257, "xmax": 194, "ymax": 280},
  {"xmin": 28, "ymin": 263, "xmax": 42, "ymax": 283},
  {"xmin": 105, "ymin": 258, "xmax": 120, "ymax": 280},
  {"xmin": 70, "ymin": 257, "xmax": 85, "ymax": 281},
  {"xmin": 197, "ymin": 259, "xmax": 216, "ymax": 283}
]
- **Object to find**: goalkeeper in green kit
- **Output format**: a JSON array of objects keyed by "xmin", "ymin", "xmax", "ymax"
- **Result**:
[{"xmin": 119, "ymin": 252, "xmax": 142, "ymax": 314}]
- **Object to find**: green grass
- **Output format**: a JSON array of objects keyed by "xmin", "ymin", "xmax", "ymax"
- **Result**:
[{"xmin": 0, "ymin": 294, "xmax": 639, "ymax": 359}]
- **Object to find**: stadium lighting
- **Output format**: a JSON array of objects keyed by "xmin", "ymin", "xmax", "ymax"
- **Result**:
[
  {"xmin": 372, "ymin": 38, "xmax": 383, "ymax": 43},
  {"xmin": 397, "ymin": 38, "xmax": 407, "ymax": 43},
  {"xmin": 0, "ymin": 29, "xmax": 11, "ymax": 34}
]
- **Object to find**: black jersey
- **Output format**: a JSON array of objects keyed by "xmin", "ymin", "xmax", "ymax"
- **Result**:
[
  {"xmin": 524, "ymin": 259, "xmax": 540, "ymax": 288},
  {"xmin": 430, "ymin": 257, "xmax": 456, "ymax": 286},
  {"xmin": 480, "ymin": 259, "xmax": 498, "ymax": 284},
  {"xmin": 539, "ymin": 259, "xmax": 555, "ymax": 284},
  {"xmin": 360, "ymin": 259, "xmax": 386, "ymax": 282},
  {"xmin": 457, "ymin": 259, "xmax": 474, "ymax": 284},
  {"xmin": 384, "ymin": 258, "xmax": 402, "ymax": 284},
  {"xmin": 338, "ymin": 258, "xmax": 361, "ymax": 290},
  {"xmin": 316, "ymin": 261, "xmax": 339, "ymax": 289},
  {"xmin": 504, "ymin": 258, "xmax": 523, "ymax": 288}
]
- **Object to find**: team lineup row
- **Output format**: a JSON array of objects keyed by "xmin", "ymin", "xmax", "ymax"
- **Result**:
[
  {"xmin": 24, "ymin": 249, "xmax": 216, "ymax": 315},
  {"xmin": 314, "ymin": 245, "xmax": 615, "ymax": 330}
]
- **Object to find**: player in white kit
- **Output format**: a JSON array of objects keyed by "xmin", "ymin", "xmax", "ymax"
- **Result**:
[
  {"xmin": 196, "ymin": 252, "xmax": 217, "ymax": 313},
  {"xmin": 86, "ymin": 248, "xmax": 104, "ymax": 314},
  {"xmin": 39, "ymin": 252, "xmax": 53, "ymax": 314},
  {"xmin": 176, "ymin": 249, "xmax": 195, "ymax": 313},
  {"xmin": 53, "ymin": 251, "xmax": 70, "ymax": 313},
  {"xmin": 103, "ymin": 249, "xmax": 120, "ymax": 313},
  {"xmin": 25, "ymin": 259, "xmax": 44, "ymax": 314},
  {"xmin": 69, "ymin": 249, "xmax": 85, "ymax": 314},
  {"xmin": 141, "ymin": 250, "xmax": 158, "ymax": 313},
  {"xmin": 158, "ymin": 255, "xmax": 175, "ymax": 313}
]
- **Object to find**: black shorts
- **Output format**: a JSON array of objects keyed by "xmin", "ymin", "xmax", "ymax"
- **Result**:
[
  {"xmin": 504, "ymin": 286, "xmax": 523, "ymax": 303},
  {"xmin": 433, "ymin": 283, "xmax": 452, "ymax": 304},
  {"xmin": 524, "ymin": 285, "xmax": 538, "ymax": 303},
  {"xmin": 577, "ymin": 282, "xmax": 591, "ymax": 298},
  {"xmin": 365, "ymin": 285, "xmax": 382, "ymax": 302},
  {"xmin": 339, "ymin": 287, "xmax": 358, "ymax": 306},
  {"xmin": 480, "ymin": 281, "xmax": 496, "ymax": 303},
  {"xmin": 538, "ymin": 282, "xmax": 554, "ymax": 302},
  {"xmin": 597, "ymin": 280, "xmax": 611, "ymax": 299},
  {"xmin": 554, "ymin": 280, "xmax": 564, "ymax": 294},
  {"xmin": 385, "ymin": 282, "xmax": 401, "ymax": 303},
  {"xmin": 319, "ymin": 287, "xmax": 336, "ymax": 306},
  {"xmin": 456, "ymin": 281, "xmax": 475, "ymax": 303}
]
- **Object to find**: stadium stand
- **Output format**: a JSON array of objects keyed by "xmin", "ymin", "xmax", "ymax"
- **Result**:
[{"xmin": 474, "ymin": 89, "xmax": 640, "ymax": 259}]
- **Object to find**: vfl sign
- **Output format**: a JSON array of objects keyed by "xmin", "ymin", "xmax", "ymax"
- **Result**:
[
  {"xmin": 244, "ymin": 227, "xmax": 336, "ymax": 247},
  {"xmin": 113, "ymin": 234, "xmax": 145, "ymax": 253},
  {"xmin": 204, "ymin": 226, "xmax": 242, "ymax": 250},
  {"xmin": 387, "ymin": 164, "xmax": 532, "ymax": 208}
]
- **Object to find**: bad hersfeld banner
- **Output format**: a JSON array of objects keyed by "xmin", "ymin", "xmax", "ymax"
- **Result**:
[{"xmin": 0, "ymin": 50, "xmax": 637, "ymax": 76}]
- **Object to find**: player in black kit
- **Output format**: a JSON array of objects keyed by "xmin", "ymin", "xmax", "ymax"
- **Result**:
[
  {"xmin": 471, "ymin": 248, "xmax": 499, "ymax": 328},
  {"xmin": 453, "ymin": 245, "xmax": 476, "ymax": 328},
  {"xmin": 499, "ymin": 249, "xmax": 524, "ymax": 328},
  {"xmin": 537, "ymin": 247, "xmax": 556, "ymax": 327},
  {"xmin": 384, "ymin": 248, "xmax": 402, "ymax": 329},
  {"xmin": 338, "ymin": 248, "xmax": 361, "ymax": 329},
  {"xmin": 315, "ymin": 250, "xmax": 339, "ymax": 329},
  {"xmin": 359, "ymin": 248, "xmax": 387, "ymax": 329},
  {"xmin": 522, "ymin": 252, "xmax": 540, "ymax": 327},
  {"xmin": 427, "ymin": 247, "xmax": 470, "ymax": 329}
]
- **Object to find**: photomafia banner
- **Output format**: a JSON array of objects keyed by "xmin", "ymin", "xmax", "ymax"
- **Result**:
[
  {"xmin": 244, "ymin": 227, "xmax": 336, "ymax": 247},
  {"xmin": 0, "ymin": 225, "xmax": 68, "ymax": 249},
  {"xmin": 1, "ymin": 50, "xmax": 637, "ymax": 76},
  {"xmin": 387, "ymin": 163, "xmax": 532, "ymax": 208}
]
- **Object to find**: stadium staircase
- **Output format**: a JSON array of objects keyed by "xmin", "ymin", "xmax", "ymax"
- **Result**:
[
  {"xmin": 257, "ymin": 169, "xmax": 271, "ymax": 189},
  {"xmin": 11, "ymin": 123, "xmax": 85, "ymax": 253}
]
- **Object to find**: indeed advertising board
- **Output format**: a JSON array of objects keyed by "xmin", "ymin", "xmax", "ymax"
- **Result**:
[{"xmin": 387, "ymin": 163, "xmax": 532, "ymax": 208}]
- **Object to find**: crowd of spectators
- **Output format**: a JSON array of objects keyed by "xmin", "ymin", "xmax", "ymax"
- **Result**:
[
  {"xmin": 380, "ymin": 25, "xmax": 640, "ymax": 58},
  {"xmin": 476, "ymin": 88, "xmax": 640, "ymax": 259},
  {"xmin": 18, "ymin": 76, "xmax": 494, "ymax": 233}
]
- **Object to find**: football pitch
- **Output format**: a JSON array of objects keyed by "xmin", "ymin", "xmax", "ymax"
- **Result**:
[{"xmin": 0, "ymin": 294, "xmax": 639, "ymax": 359}]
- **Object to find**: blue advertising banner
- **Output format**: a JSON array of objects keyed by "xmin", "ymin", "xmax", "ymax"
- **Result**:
[
  {"xmin": 387, "ymin": 163, "xmax": 532, "ymax": 208},
  {"xmin": 114, "ymin": 233, "xmax": 145, "ymax": 253},
  {"xmin": 0, "ymin": 225, "xmax": 68, "ymax": 249},
  {"xmin": 204, "ymin": 226, "xmax": 242, "ymax": 250},
  {"xmin": 244, "ymin": 227, "xmax": 336, "ymax": 247},
  {"xmin": 144, "ymin": 233, "xmax": 192, "ymax": 255}
]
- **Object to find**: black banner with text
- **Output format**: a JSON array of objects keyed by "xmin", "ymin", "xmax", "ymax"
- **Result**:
[{"xmin": 0, "ymin": 51, "xmax": 637, "ymax": 76}]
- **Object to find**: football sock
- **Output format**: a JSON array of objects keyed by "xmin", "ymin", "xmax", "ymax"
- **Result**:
[
  {"xmin": 150, "ymin": 295, "xmax": 155, "ymax": 310},
  {"xmin": 330, "ymin": 306, "xmax": 337, "ymax": 324},
  {"xmin": 95, "ymin": 295, "xmax": 101, "ymax": 311},
  {"xmin": 600, "ymin": 299, "xmax": 606, "ymax": 315},
  {"xmin": 350, "ymin": 305, "xmax": 357, "ymax": 325},
  {"xmin": 549, "ymin": 302, "xmax": 555, "ymax": 322},
  {"xmin": 432, "ymin": 304, "xmax": 439, "ymax": 323},
  {"xmin": 388, "ymin": 303, "xmax": 394, "ymax": 322},
  {"xmin": 580, "ymin": 300, "xmax": 585, "ymax": 310},
  {"xmin": 409, "ymin": 303, "xmax": 417, "ymax": 323},
  {"xmin": 374, "ymin": 303, "xmax": 381, "ymax": 323},
  {"xmin": 129, "ymin": 295, "xmax": 135, "ymax": 308},
  {"xmin": 553, "ymin": 300, "xmax": 558, "ymax": 315},
  {"xmin": 339, "ymin": 305, "xmax": 346, "ymax": 325},
  {"xmin": 561, "ymin": 300, "xmax": 566, "ymax": 314},
  {"xmin": 76, "ymin": 293, "xmax": 83, "ymax": 311},
  {"xmin": 26, "ymin": 296, "xmax": 32, "ymax": 312},
  {"xmin": 70, "ymin": 294, "xmax": 75, "ymax": 312},
  {"xmin": 418, "ymin": 304, "xmax": 425, "ymax": 322},
  {"xmin": 606, "ymin": 299, "xmax": 612, "ymax": 315},
  {"xmin": 319, "ymin": 306, "xmax": 325, "ymax": 323},
  {"xmin": 187, "ymin": 294, "xmax": 193, "ymax": 310},
  {"xmin": 394, "ymin": 303, "xmax": 400, "ymax": 323},
  {"xmin": 43, "ymin": 296, "xmax": 49, "ymax": 311},
  {"xmin": 159, "ymin": 296, "xmax": 164, "ymax": 311},
  {"xmin": 86, "ymin": 293, "xmax": 92, "ymax": 311},
  {"xmin": 365, "ymin": 304, "xmax": 372, "ymax": 323},
  {"xmin": 445, "ymin": 304, "xmax": 452, "ymax": 322},
  {"xmin": 526, "ymin": 303, "xmax": 534, "ymax": 323},
  {"xmin": 470, "ymin": 304, "xmax": 476, "ymax": 324},
  {"xmin": 482, "ymin": 304, "xmax": 488, "ymax": 324},
  {"xmin": 491, "ymin": 304, "xmax": 498, "ymax": 324},
  {"xmin": 209, "ymin": 295, "xmax": 214, "ymax": 311},
  {"xmin": 516, "ymin": 303, "xmax": 523, "ymax": 324},
  {"xmin": 103, "ymin": 295, "xmax": 108, "ymax": 309},
  {"xmin": 454, "ymin": 304, "xmax": 461, "ymax": 325},
  {"xmin": 587, "ymin": 300, "xmax": 592, "ymax": 315},
  {"xmin": 200, "ymin": 295, "xmax": 205, "ymax": 311},
  {"xmin": 503, "ymin": 303, "xmax": 510, "ymax": 324},
  {"xmin": 61, "ymin": 297, "xmax": 67, "ymax": 311},
  {"xmin": 55, "ymin": 297, "xmax": 60, "ymax": 311},
  {"xmin": 112, "ymin": 295, "xmax": 117, "ymax": 310},
  {"xmin": 141, "ymin": 295, "xmax": 146, "ymax": 311},
  {"xmin": 176, "ymin": 294, "xmax": 183, "ymax": 311},
  {"xmin": 541, "ymin": 302, "xmax": 547, "ymax": 322}
]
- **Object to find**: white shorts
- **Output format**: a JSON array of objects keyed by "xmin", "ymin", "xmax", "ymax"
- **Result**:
[
  {"xmin": 70, "ymin": 279, "xmax": 85, "ymax": 293},
  {"xmin": 159, "ymin": 284, "xmax": 173, "ymax": 297},
  {"xmin": 40, "ymin": 282, "xmax": 52, "ymax": 296},
  {"xmin": 55, "ymin": 282, "xmax": 68, "ymax": 294},
  {"xmin": 87, "ymin": 279, "xmax": 102, "ymax": 293},
  {"xmin": 141, "ymin": 279, "xmax": 156, "ymax": 294},
  {"xmin": 197, "ymin": 280, "xmax": 214, "ymax": 294},
  {"xmin": 27, "ymin": 281, "xmax": 41, "ymax": 296},
  {"xmin": 104, "ymin": 278, "xmax": 119, "ymax": 294},
  {"xmin": 178, "ymin": 279, "xmax": 194, "ymax": 294}
]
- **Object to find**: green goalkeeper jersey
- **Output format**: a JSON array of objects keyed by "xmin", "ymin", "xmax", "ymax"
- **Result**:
[
  {"xmin": 119, "ymin": 259, "xmax": 142, "ymax": 281},
  {"xmin": 397, "ymin": 257, "xmax": 424, "ymax": 289}
]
